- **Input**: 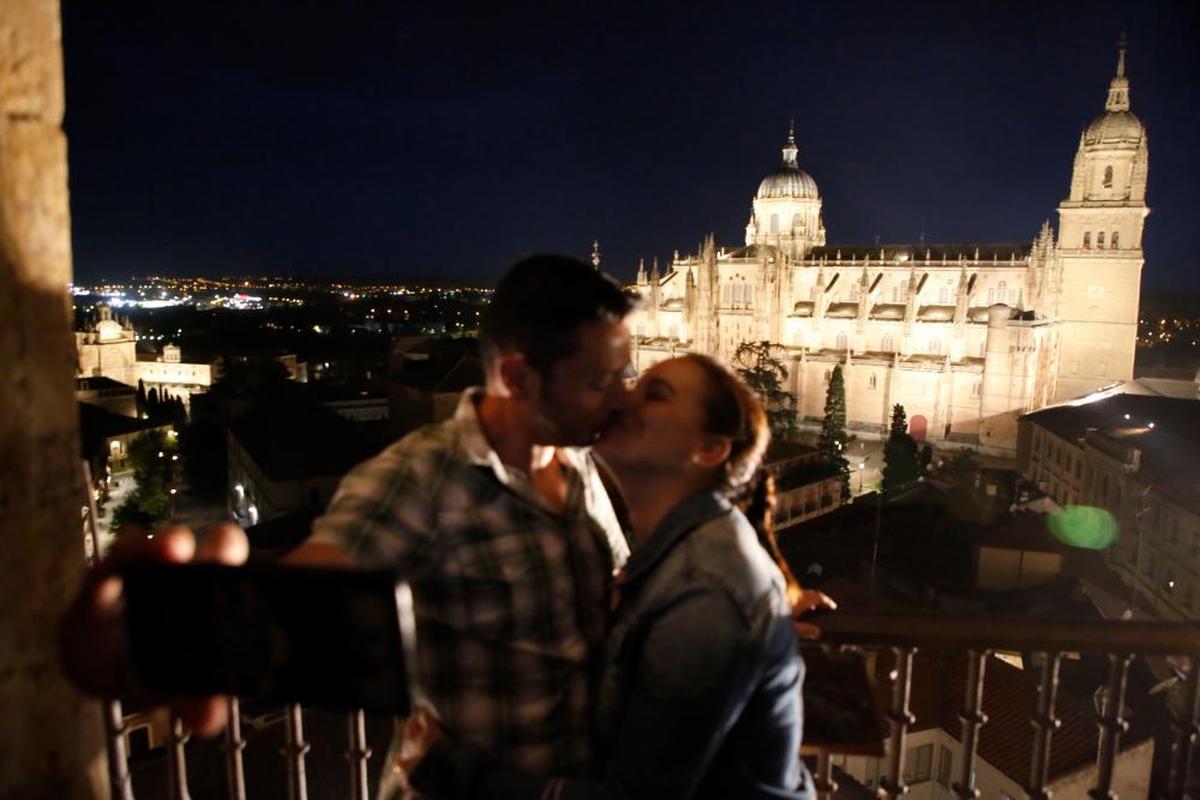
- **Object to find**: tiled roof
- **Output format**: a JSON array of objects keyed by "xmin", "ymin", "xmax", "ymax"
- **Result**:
[
  {"xmin": 229, "ymin": 402, "xmax": 392, "ymax": 482},
  {"xmin": 871, "ymin": 650, "xmax": 1150, "ymax": 784}
]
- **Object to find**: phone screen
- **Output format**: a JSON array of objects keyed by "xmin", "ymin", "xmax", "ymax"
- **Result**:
[{"xmin": 121, "ymin": 562, "xmax": 415, "ymax": 714}]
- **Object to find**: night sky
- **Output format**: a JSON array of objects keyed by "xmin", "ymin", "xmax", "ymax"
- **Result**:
[{"xmin": 63, "ymin": 2, "xmax": 1200, "ymax": 291}]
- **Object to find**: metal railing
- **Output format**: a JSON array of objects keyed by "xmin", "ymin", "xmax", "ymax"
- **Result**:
[
  {"xmin": 102, "ymin": 699, "xmax": 373, "ymax": 800},
  {"xmin": 812, "ymin": 610, "xmax": 1200, "ymax": 799},
  {"xmin": 100, "ymin": 610, "xmax": 1200, "ymax": 799}
]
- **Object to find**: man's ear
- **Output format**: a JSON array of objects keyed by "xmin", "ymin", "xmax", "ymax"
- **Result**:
[
  {"xmin": 692, "ymin": 435, "xmax": 732, "ymax": 470},
  {"xmin": 497, "ymin": 353, "xmax": 539, "ymax": 401}
]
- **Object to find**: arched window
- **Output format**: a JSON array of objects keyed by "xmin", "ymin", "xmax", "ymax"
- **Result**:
[
  {"xmin": 881, "ymin": 333, "xmax": 894, "ymax": 352},
  {"xmin": 1083, "ymin": 232, "xmax": 1091, "ymax": 249},
  {"xmin": 1111, "ymin": 231, "xmax": 1120, "ymax": 249},
  {"xmin": 836, "ymin": 332, "xmax": 848, "ymax": 351},
  {"xmin": 792, "ymin": 213, "xmax": 804, "ymax": 232},
  {"xmin": 1097, "ymin": 232, "xmax": 1105, "ymax": 250},
  {"xmin": 769, "ymin": 214, "xmax": 779, "ymax": 234},
  {"xmin": 1103, "ymin": 165, "xmax": 1114, "ymax": 188}
]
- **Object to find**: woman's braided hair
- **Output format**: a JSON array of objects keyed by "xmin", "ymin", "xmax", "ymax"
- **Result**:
[{"xmin": 683, "ymin": 354, "xmax": 803, "ymax": 606}]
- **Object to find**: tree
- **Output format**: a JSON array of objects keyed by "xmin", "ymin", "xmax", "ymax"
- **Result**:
[
  {"xmin": 888, "ymin": 404, "xmax": 908, "ymax": 440},
  {"xmin": 136, "ymin": 379, "xmax": 148, "ymax": 419},
  {"xmin": 919, "ymin": 443, "xmax": 934, "ymax": 471},
  {"xmin": 113, "ymin": 429, "xmax": 178, "ymax": 536},
  {"xmin": 733, "ymin": 341, "xmax": 799, "ymax": 442},
  {"xmin": 817, "ymin": 365, "xmax": 851, "ymax": 499},
  {"xmin": 882, "ymin": 403, "xmax": 921, "ymax": 497}
]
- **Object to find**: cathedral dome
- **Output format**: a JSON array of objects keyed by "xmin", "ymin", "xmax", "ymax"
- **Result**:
[
  {"xmin": 1083, "ymin": 110, "xmax": 1144, "ymax": 146},
  {"xmin": 1083, "ymin": 44, "xmax": 1143, "ymax": 146},
  {"xmin": 756, "ymin": 125, "xmax": 820, "ymax": 200},
  {"xmin": 757, "ymin": 166, "xmax": 820, "ymax": 200}
]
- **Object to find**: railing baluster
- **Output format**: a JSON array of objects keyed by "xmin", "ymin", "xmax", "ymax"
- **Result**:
[
  {"xmin": 1089, "ymin": 652, "xmax": 1132, "ymax": 800},
  {"xmin": 879, "ymin": 647, "xmax": 916, "ymax": 799},
  {"xmin": 1027, "ymin": 652, "xmax": 1062, "ymax": 800},
  {"xmin": 813, "ymin": 750, "xmax": 836, "ymax": 799},
  {"xmin": 348, "ymin": 709, "xmax": 372, "ymax": 800},
  {"xmin": 284, "ymin": 703, "xmax": 311, "ymax": 800},
  {"xmin": 1167, "ymin": 655, "xmax": 1200, "ymax": 799},
  {"xmin": 952, "ymin": 649, "xmax": 989, "ymax": 800},
  {"xmin": 224, "ymin": 697, "xmax": 247, "ymax": 800},
  {"xmin": 104, "ymin": 699, "xmax": 134, "ymax": 800},
  {"xmin": 167, "ymin": 715, "xmax": 192, "ymax": 800}
]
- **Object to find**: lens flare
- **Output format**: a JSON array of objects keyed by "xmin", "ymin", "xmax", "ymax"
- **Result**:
[{"xmin": 1047, "ymin": 505, "xmax": 1118, "ymax": 549}]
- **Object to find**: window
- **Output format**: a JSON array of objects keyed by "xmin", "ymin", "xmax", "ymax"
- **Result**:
[
  {"xmin": 770, "ymin": 214, "xmax": 779, "ymax": 234},
  {"xmin": 745, "ymin": 284, "xmax": 754, "ymax": 307},
  {"xmin": 972, "ymin": 381, "xmax": 981, "ymax": 397},
  {"xmin": 792, "ymin": 213, "xmax": 804, "ymax": 232},
  {"xmin": 938, "ymin": 286, "xmax": 950, "ymax": 304},
  {"xmin": 1097, "ymin": 232, "xmax": 1105, "ymax": 250},
  {"xmin": 850, "ymin": 285, "xmax": 859, "ymax": 302},
  {"xmin": 1111, "ymin": 231, "xmax": 1120, "ymax": 249},
  {"xmin": 1083, "ymin": 232, "xmax": 1091, "ymax": 249},
  {"xmin": 881, "ymin": 333, "xmax": 895, "ymax": 352},
  {"xmin": 722, "ymin": 283, "xmax": 731, "ymax": 306},
  {"xmin": 869, "ymin": 373, "xmax": 877, "ymax": 390},
  {"xmin": 836, "ymin": 332, "xmax": 848, "ymax": 351},
  {"xmin": 998, "ymin": 280, "xmax": 1007, "ymax": 303},
  {"xmin": 929, "ymin": 338, "xmax": 942, "ymax": 355},
  {"xmin": 937, "ymin": 746, "xmax": 953, "ymax": 787},
  {"xmin": 824, "ymin": 370, "xmax": 831, "ymax": 384},
  {"xmin": 904, "ymin": 743, "xmax": 933, "ymax": 784},
  {"xmin": 893, "ymin": 280, "xmax": 908, "ymax": 302},
  {"xmin": 1103, "ymin": 165, "xmax": 1114, "ymax": 188}
]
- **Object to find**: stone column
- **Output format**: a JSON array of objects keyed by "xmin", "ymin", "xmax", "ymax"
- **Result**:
[{"xmin": 0, "ymin": 1, "xmax": 108, "ymax": 795}]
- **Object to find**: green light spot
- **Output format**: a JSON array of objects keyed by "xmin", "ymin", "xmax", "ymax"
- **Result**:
[{"xmin": 1047, "ymin": 505, "xmax": 1119, "ymax": 550}]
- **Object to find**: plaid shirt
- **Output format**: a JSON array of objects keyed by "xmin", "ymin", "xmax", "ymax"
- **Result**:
[{"xmin": 310, "ymin": 389, "xmax": 629, "ymax": 780}]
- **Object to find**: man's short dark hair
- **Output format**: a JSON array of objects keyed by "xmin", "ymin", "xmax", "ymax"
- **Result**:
[{"xmin": 480, "ymin": 254, "xmax": 639, "ymax": 374}]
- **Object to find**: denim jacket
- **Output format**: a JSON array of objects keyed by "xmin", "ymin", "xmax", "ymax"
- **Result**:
[{"xmin": 413, "ymin": 491, "xmax": 812, "ymax": 800}]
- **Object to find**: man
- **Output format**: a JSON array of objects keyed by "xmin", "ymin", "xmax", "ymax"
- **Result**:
[
  {"xmin": 62, "ymin": 254, "xmax": 638, "ymax": 786},
  {"xmin": 303, "ymin": 254, "xmax": 637, "ymax": 787}
]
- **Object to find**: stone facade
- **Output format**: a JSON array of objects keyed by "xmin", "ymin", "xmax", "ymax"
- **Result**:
[
  {"xmin": 0, "ymin": 0, "xmax": 107, "ymax": 794},
  {"xmin": 628, "ymin": 49, "xmax": 1147, "ymax": 455},
  {"xmin": 76, "ymin": 303, "xmax": 216, "ymax": 403}
]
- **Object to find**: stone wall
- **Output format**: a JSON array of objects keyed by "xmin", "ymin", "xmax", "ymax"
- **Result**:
[{"xmin": 0, "ymin": 0, "xmax": 107, "ymax": 795}]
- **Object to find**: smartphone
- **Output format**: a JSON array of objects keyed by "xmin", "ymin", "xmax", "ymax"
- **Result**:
[{"xmin": 120, "ymin": 562, "xmax": 417, "ymax": 714}]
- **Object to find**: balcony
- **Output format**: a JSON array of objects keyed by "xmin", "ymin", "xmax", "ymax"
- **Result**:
[{"xmin": 99, "ymin": 608, "xmax": 1200, "ymax": 799}]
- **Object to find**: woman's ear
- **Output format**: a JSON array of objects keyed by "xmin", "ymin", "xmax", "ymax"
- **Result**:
[
  {"xmin": 692, "ymin": 434, "xmax": 733, "ymax": 470},
  {"xmin": 497, "ymin": 353, "xmax": 539, "ymax": 401}
]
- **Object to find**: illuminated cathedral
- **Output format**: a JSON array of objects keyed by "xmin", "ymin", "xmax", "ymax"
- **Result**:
[{"xmin": 627, "ymin": 46, "xmax": 1148, "ymax": 454}]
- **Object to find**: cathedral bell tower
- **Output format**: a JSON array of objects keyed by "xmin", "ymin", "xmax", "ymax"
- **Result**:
[{"xmin": 1053, "ymin": 40, "xmax": 1149, "ymax": 402}]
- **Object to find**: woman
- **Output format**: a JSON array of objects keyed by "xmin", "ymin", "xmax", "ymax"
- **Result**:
[{"xmin": 409, "ymin": 354, "xmax": 829, "ymax": 799}]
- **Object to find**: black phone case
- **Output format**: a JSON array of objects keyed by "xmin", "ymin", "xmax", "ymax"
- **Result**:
[{"xmin": 121, "ymin": 562, "xmax": 417, "ymax": 714}]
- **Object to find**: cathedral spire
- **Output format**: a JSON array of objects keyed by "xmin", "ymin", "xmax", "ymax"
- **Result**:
[
  {"xmin": 1105, "ymin": 34, "xmax": 1130, "ymax": 112},
  {"xmin": 781, "ymin": 120, "xmax": 798, "ymax": 168}
]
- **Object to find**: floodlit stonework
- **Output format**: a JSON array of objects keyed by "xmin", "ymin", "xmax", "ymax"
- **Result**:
[
  {"xmin": 76, "ymin": 302, "xmax": 215, "ymax": 402},
  {"xmin": 628, "ymin": 48, "xmax": 1147, "ymax": 455}
]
